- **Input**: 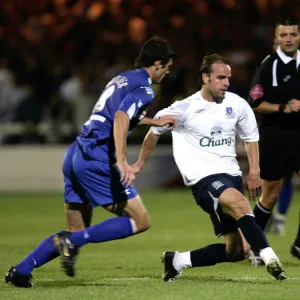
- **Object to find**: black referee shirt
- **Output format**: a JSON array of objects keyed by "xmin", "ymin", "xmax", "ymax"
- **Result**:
[{"xmin": 247, "ymin": 48, "xmax": 300, "ymax": 129}]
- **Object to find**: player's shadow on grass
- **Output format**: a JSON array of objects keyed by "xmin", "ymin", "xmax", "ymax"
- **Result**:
[
  {"xmin": 183, "ymin": 275, "xmax": 271, "ymax": 285},
  {"xmin": 39, "ymin": 281, "xmax": 127, "ymax": 288}
]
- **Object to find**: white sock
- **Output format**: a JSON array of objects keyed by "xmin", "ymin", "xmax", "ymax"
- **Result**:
[
  {"xmin": 173, "ymin": 251, "xmax": 192, "ymax": 272},
  {"xmin": 259, "ymin": 247, "xmax": 278, "ymax": 264}
]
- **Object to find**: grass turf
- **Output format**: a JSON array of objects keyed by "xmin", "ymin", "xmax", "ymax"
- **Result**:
[{"xmin": 1, "ymin": 190, "xmax": 300, "ymax": 300}]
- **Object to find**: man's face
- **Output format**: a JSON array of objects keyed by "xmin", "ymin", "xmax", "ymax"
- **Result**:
[
  {"xmin": 204, "ymin": 63, "xmax": 231, "ymax": 100},
  {"xmin": 276, "ymin": 25, "xmax": 300, "ymax": 56},
  {"xmin": 152, "ymin": 58, "xmax": 173, "ymax": 83}
]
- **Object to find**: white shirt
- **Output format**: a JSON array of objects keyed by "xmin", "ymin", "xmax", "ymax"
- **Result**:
[{"xmin": 152, "ymin": 91, "xmax": 259, "ymax": 186}]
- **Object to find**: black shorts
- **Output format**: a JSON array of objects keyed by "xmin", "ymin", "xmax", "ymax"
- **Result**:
[
  {"xmin": 191, "ymin": 173, "xmax": 244, "ymax": 238},
  {"xmin": 259, "ymin": 127, "xmax": 300, "ymax": 180}
]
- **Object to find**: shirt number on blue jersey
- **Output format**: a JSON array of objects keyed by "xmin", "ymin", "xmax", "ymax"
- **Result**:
[{"xmin": 93, "ymin": 85, "xmax": 115, "ymax": 112}]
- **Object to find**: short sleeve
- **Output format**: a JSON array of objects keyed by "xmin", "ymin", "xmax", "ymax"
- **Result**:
[
  {"xmin": 237, "ymin": 98, "xmax": 259, "ymax": 142},
  {"xmin": 151, "ymin": 101, "xmax": 190, "ymax": 135},
  {"xmin": 118, "ymin": 86, "xmax": 154, "ymax": 120}
]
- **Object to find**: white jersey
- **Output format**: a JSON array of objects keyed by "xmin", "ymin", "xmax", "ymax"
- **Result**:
[{"xmin": 152, "ymin": 91, "xmax": 259, "ymax": 186}]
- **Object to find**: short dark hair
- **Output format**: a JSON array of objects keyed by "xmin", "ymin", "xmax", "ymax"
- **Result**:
[
  {"xmin": 276, "ymin": 15, "xmax": 300, "ymax": 28},
  {"xmin": 135, "ymin": 36, "xmax": 176, "ymax": 68},
  {"xmin": 198, "ymin": 54, "xmax": 230, "ymax": 85}
]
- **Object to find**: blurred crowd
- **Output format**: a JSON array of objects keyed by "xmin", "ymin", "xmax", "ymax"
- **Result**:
[{"xmin": 0, "ymin": 0, "xmax": 300, "ymax": 144}]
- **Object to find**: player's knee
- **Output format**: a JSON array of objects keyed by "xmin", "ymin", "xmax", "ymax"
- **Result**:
[
  {"xmin": 260, "ymin": 182, "xmax": 282, "ymax": 207},
  {"xmin": 134, "ymin": 212, "xmax": 151, "ymax": 233},
  {"xmin": 226, "ymin": 247, "xmax": 246, "ymax": 262},
  {"xmin": 229, "ymin": 199, "xmax": 252, "ymax": 220}
]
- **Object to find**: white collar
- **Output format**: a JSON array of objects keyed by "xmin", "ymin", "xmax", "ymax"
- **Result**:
[{"xmin": 276, "ymin": 46, "xmax": 300, "ymax": 67}]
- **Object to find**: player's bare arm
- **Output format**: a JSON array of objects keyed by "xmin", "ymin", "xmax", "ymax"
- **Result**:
[
  {"xmin": 138, "ymin": 115, "xmax": 176, "ymax": 127},
  {"xmin": 114, "ymin": 110, "xmax": 135, "ymax": 186},
  {"xmin": 131, "ymin": 129, "xmax": 161, "ymax": 174},
  {"xmin": 244, "ymin": 141, "xmax": 261, "ymax": 201}
]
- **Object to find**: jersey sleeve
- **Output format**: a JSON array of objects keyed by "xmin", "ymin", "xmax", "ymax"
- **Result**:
[
  {"xmin": 118, "ymin": 86, "xmax": 154, "ymax": 120},
  {"xmin": 151, "ymin": 101, "xmax": 189, "ymax": 135},
  {"xmin": 237, "ymin": 98, "xmax": 259, "ymax": 142},
  {"xmin": 247, "ymin": 56, "xmax": 271, "ymax": 108}
]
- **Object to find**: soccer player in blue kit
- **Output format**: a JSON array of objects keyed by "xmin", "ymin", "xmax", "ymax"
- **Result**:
[{"xmin": 5, "ymin": 36, "xmax": 176, "ymax": 287}]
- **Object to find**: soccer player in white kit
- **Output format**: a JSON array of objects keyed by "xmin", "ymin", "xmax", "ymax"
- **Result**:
[{"xmin": 132, "ymin": 54, "xmax": 286, "ymax": 282}]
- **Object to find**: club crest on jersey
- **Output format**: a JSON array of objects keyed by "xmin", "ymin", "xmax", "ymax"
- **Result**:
[{"xmin": 225, "ymin": 107, "xmax": 235, "ymax": 118}]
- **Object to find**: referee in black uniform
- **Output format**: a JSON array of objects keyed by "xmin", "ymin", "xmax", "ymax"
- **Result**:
[{"xmin": 247, "ymin": 16, "xmax": 300, "ymax": 265}]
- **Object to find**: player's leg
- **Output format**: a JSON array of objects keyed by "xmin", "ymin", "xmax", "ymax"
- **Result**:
[
  {"xmin": 54, "ymin": 151, "xmax": 150, "ymax": 276},
  {"xmin": 53, "ymin": 203, "xmax": 93, "ymax": 277},
  {"xmin": 253, "ymin": 127, "xmax": 286, "ymax": 231},
  {"xmin": 5, "ymin": 142, "xmax": 88, "ymax": 287},
  {"xmin": 61, "ymin": 195, "xmax": 149, "ymax": 248},
  {"xmin": 162, "ymin": 174, "xmax": 260, "ymax": 282},
  {"xmin": 219, "ymin": 187, "xmax": 285, "ymax": 280},
  {"xmin": 273, "ymin": 172, "xmax": 293, "ymax": 235},
  {"xmin": 162, "ymin": 223, "xmax": 249, "ymax": 282},
  {"xmin": 253, "ymin": 179, "xmax": 283, "ymax": 230}
]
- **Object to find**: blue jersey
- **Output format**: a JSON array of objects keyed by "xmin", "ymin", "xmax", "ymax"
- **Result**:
[{"xmin": 76, "ymin": 68, "xmax": 154, "ymax": 161}]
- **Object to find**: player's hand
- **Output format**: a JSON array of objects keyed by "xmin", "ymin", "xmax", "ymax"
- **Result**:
[
  {"xmin": 130, "ymin": 161, "xmax": 144, "ymax": 175},
  {"xmin": 246, "ymin": 172, "xmax": 261, "ymax": 201},
  {"xmin": 152, "ymin": 115, "xmax": 176, "ymax": 128},
  {"xmin": 117, "ymin": 160, "xmax": 135, "ymax": 187},
  {"xmin": 287, "ymin": 99, "xmax": 300, "ymax": 113}
]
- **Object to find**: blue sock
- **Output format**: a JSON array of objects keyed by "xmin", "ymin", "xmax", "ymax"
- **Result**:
[
  {"xmin": 69, "ymin": 216, "xmax": 133, "ymax": 248},
  {"xmin": 15, "ymin": 233, "xmax": 61, "ymax": 275},
  {"xmin": 277, "ymin": 182, "xmax": 294, "ymax": 215}
]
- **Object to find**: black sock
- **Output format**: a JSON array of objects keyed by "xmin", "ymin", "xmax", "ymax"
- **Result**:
[
  {"xmin": 190, "ymin": 244, "xmax": 230, "ymax": 267},
  {"xmin": 294, "ymin": 210, "xmax": 300, "ymax": 246},
  {"xmin": 237, "ymin": 215, "xmax": 269, "ymax": 253},
  {"xmin": 253, "ymin": 202, "xmax": 272, "ymax": 230}
]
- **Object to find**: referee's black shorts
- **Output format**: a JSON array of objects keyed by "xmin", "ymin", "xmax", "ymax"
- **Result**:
[{"xmin": 259, "ymin": 126, "xmax": 300, "ymax": 180}]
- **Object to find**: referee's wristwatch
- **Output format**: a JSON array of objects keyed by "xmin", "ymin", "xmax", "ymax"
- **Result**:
[{"xmin": 278, "ymin": 104, "xmax": 286, "ymax": 113}]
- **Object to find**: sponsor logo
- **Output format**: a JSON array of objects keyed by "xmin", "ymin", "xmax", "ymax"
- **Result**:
[
  {"xmin": 200, "ymin": 126, "xmax": 232, "ymax": 147},
  {"xmin": 250, "ymin": 84, "xmax": 264, "ymax": 100},
  {"xmin": 283, "ymin": 75, "xmax": 291, "ymax": 82}
]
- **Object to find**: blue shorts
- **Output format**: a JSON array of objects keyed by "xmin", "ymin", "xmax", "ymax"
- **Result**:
[
  {"xmin": 62, "ymin": 142, "xmax": 138, "ymax": 208},
  {"xmin": 191, "ymin": 173, "xmax": 244, "ymax": 238}
]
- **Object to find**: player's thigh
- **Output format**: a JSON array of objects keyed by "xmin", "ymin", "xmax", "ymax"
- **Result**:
[
  {"xmin": 72, "ymin": 151, "xmax": 139, "ymax": 207},
  {"xmin": 63, "ymin": 142, "xmax": 87, "ymax": 206},
  {"xmin": 259, "ymin": 127, "xmax": 288, "ymax": 180},
  {"xmin": 224, "ymin": 229, "xmax": 250, "ymax": 261},
  {"xmin": 218, "ymin": 188, "xmax": 252, "ymax": 219},
  {"xmin": 63, "ymin": 143, "xmax": 91, "ymax": 231},
  {"xmin": 191, "ymin": 173, "xmax": 244, "ymax": 237}
]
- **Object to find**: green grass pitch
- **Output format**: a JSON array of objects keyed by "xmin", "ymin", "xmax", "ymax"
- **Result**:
[{"xmin": 1, "ymin": 190, "xmax": 300, "ymax": 300}]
